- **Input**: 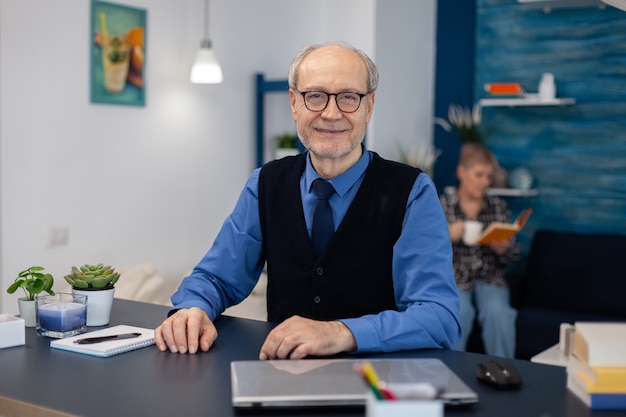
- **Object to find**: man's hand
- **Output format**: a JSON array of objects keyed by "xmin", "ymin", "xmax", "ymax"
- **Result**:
[
  {"xmin": 259, "ymin": 315, "xmax": 356, "ymax": 360},
  {"xmin": 155, "ymin": 307, "xmax": 217, "ymax": 354}
]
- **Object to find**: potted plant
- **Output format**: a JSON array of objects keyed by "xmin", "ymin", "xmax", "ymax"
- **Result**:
[
  {"xmin": 442, "ymin": 103, "xmax": 508, "ymax": 187},
  {"xmin": 446, "ymin": 103, "xmax": 485, "ymax": 144},
  {"xmin": 64, "ymin": 263, "xmax": 120, "ymax": 326},
  {"xmin": 6, "ymin": 266, "xmax": 55, "ymax": 327},
  {"xmin": 395, "ymin": 141, "xmax": 441, "ymax": 178},
  {"xmin": 274, "ymin": 132, "xmax": 299, "ymax": 159}
]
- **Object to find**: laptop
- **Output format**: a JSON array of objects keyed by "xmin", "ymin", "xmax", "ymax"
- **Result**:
[{"xmin": 231, "ymin": 358, "xmax": 478, "ymax": 408}]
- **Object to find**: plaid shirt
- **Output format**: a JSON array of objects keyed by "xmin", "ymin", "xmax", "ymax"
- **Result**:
[{"xmin": 439, "ymin": 188, "xmax": 520, "ymax": 291}]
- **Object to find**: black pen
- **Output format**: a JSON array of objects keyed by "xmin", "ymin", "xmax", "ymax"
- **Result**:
[{"xmin": 73, "ymin": 332, "xmax": 142, "ymax": 345}]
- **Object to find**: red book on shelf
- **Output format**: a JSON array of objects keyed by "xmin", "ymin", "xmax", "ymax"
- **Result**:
[{"xmin": 484, "ymin": 82, "xmax": 524, "ymax": 96}]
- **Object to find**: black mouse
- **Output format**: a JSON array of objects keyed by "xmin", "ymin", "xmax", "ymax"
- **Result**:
[{"xmin": 475, "ymin": 360, "xmax": 522, "ymax": 390}]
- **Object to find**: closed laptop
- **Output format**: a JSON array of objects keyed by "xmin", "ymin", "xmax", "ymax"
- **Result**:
[{"xmin": 231, "ymin": 357, "xmax": 478, "ymax": 408}]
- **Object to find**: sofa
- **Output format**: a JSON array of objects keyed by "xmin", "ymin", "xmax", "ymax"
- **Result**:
[
  {"xmin": 112, "ymin": 262, "xmax": 268, "ymax": 321},
  {"xmin": 507, "ymin": 229, "xmax": 626, "ymax": 359},
  {"xmin": 113, "ymin": 262, "xmax": 178, "ymax": 307}
]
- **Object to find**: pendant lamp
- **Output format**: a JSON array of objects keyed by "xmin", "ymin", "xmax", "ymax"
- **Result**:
[{"xmin": 190, "ymin": 0, "xmax": 223, "ymax": 84}]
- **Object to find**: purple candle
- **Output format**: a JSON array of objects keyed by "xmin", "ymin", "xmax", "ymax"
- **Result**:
[{"xmin": 38, "ymin": 301, "xmax": 87, "ymax": 332}]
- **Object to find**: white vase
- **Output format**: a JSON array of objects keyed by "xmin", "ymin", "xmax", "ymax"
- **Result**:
[
  {"xmin": 18, "ymin": 298, "xmax": 36, "ymax": 327},
  {"xmin": 72, "ymin": 287, "xmax": 115, "ymax": 326},
  {"xmin": 275, "ymin": 148, "xmax": 299, "ymax": 160}
]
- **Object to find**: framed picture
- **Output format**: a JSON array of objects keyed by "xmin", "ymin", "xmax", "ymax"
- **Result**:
[{"xmin": 90, "ymin": 0, "xmax": 146, "ymax": 106}]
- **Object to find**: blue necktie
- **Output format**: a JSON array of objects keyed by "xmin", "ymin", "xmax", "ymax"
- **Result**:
[{"xmin": 311, "ymin": 179, "xmax": 336, "ymax": 255}]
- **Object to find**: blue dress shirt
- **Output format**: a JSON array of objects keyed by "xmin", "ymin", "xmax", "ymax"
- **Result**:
[{"xmin": 171, "ymin": 147, "xmax": 461, "ymax": 353}]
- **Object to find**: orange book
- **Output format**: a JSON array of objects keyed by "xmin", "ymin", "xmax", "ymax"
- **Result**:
[
  {"xmin": 484, "ymin": 82, "xmax": 524, "ymax": 96},
  {"xmin": 475, "ymin": 208, "xmax": 532, "ymax": 245}
]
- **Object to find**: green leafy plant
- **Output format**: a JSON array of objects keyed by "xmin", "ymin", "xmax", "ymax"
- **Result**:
[
  {"xmin": 275, "ymin": 132, "xmax": 298, "ymax": 149},
  {"xmin": 64, "ymin": 263, "xmax": 120, "ymax": 290},
  {"xmin": 6, "ymin": 266, "xmax": 55, "ymax": 301}
]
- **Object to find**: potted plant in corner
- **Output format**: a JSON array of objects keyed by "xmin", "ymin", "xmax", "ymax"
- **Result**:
[
  {"xmin": 274, "ymin": 132, "xmax": 299, "ymax": 160},
  {"xmin": 6, "ymin": 266, "xmax": 55, "ymax": 327},
  {"xmin": 64, "ymin": 263, "xmax": 120, "ymax": 326}
]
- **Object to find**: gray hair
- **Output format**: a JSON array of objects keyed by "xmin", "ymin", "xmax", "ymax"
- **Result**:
[{"xmin": 288, "ymin": 41, "xmax": 379, "ymax": 93}]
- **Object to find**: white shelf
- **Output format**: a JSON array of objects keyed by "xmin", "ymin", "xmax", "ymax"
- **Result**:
[
  {"xmin": 444, "ymin": 186, "xmax": 538, "ymax": 197},
  {"xmin": 531, "ymin": 344, "xmax": 569, "ymax": 367},
  {"xmin": 487, "ymin": 188, "xmax": 539, "ymax": 197},
  {"xmin": 479, "ymin": 97, "xmax": 576, "ymax": 107}
]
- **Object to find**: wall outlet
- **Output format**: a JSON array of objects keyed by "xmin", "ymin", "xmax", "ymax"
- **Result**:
[{"xmin": 48, "ymin": 227, "xmax": 69, "ymax": 247}]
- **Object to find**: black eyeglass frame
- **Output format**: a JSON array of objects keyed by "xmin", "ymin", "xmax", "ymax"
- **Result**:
[{"xmin": 294, "ymin": 89, "xmax": 369, "ymax": 113}]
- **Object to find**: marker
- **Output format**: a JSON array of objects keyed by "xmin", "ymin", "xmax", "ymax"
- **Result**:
[{"xmin": 354, "ymin": 362, "xmax": 397, "ymax": 400}]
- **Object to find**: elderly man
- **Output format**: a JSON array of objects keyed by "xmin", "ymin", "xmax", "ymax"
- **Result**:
[{"xmin": 156, "ymin": 41, "xmax": 460, "ymax": 359}]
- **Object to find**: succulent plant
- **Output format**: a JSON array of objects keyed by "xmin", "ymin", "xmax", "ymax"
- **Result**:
[{"xmin": 64, "ymin": 263, "xmax": 120, "ymax": 290}]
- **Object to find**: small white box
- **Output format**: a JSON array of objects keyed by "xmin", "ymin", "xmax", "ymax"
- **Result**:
[
  {"xmin": 0, "ymin": 314, "xmax": 25, "ymax": 349},
  {"xmin": 365, "ymin": 392, "xmax": 443, "ymax": 417}
]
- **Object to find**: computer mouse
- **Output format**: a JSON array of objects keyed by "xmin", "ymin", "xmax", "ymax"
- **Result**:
[{"xmin": 475, "ymin": 359, "xmax": 522, "ymax": 390}]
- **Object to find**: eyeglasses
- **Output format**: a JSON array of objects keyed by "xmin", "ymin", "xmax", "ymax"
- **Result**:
[{"xmin": 294, "ymin": 90, "xmax": 368, "ymax": 113}]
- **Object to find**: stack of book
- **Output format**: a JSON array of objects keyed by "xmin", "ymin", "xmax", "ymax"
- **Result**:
[{"xmin": 566, "ymin": 322, "xmax": 626, "ymax": 410}]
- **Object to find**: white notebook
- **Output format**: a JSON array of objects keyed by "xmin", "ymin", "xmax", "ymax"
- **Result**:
[{"xmin": 50, "ymin": 325, "xmax": 155, "ymax": 357}]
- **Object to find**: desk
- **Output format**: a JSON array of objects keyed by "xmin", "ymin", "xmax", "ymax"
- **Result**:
[{"xmin": 0, "ymin": 299, "xmax": 620, "ymax": 417}]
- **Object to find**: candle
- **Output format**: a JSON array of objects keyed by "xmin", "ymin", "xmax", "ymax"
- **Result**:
[{"xmin": 38, "ymin": 301, "xmax": 86, "ymax": 332}]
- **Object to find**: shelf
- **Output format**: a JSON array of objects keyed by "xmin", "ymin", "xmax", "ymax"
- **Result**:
[
  {"xmin": 255, "ymin": 73, "xmax": 290, "ymax": 167},
  {"xmin": 479, "ymin": 97, "xmax": 576, "ymax": 107},
  {"xmin": 486, "ymin": 188, "xmax": 539, "ymax": 197},
  {"xmin": 444, "ymin": 186, "xmax": 539, "ymax": 197}
]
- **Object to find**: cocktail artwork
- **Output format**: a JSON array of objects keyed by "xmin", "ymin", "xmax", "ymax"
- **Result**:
[
  {"xmin": 100, "ymin": 13, "xmax": 130, "ymax": 94},
  {"xmin": 90, "ymin": 1, "xmax": 146, "ymax": 106}
]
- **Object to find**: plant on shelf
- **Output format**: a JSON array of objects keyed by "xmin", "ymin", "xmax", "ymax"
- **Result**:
[
  {"xmin": 6, "ymin": 266, "xmax": 55, "ymax": 301},
  {"xmin": 274, "ymin": 132, "xmax": 299, "ymax": 160},
  {"xmin": 64, "ymin": 263, "xmax": 120, "ymax": 290},
  {"xmin": 275, "ymin": 132, "xmax": 298, "ymax": 149}
]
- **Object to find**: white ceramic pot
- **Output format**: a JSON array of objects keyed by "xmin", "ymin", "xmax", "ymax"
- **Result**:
[
  {"xmin": 72, "ymin": 287, "xmax": 115, "ymax": 326},
  {"xmin": 275, "ymin": 148, "xmax": 299, "ymax": 160},
  {"xmin": 17, "ymin": 298, "xmax": 36, "ymax": 327}
]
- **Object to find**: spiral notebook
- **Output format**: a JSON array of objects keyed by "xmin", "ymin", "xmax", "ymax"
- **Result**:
[{"xmin": 50, "ymin": 325, "xmax": 155, "ymax": 357}]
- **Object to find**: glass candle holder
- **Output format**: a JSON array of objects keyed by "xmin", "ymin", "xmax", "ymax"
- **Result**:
[{"xmin": 36, "ymin": 293, "xmax": 87, "ymax": 338}]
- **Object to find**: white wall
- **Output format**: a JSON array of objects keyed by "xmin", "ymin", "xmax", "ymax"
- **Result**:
[
  {"xmin": 372, "ymin": 0, "xmax": 436, "ymax": 160},
  {"xmin": 0, "ymin": 0, "xmax": 435, "ymax": 314}
]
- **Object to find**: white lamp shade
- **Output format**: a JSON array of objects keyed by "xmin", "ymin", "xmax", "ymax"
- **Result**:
[{"xmin": 190, "ymin": 46, "xmax": 223, "ymax": 84}]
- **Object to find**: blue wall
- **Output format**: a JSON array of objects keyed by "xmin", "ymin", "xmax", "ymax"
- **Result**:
[
  {"xmin": 433, "ymin": 0, "xmax": 476, "ymax": 192},
  {"xmin": 475, "ymin": 0, "xmax": 626, "ymax": 249}
]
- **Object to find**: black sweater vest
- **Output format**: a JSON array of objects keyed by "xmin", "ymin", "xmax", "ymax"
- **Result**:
[{"xmin": 258, "ymin": 153, "xmax": 421, "ymax": 323}]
